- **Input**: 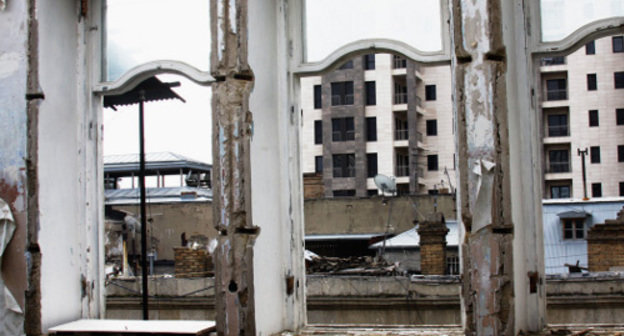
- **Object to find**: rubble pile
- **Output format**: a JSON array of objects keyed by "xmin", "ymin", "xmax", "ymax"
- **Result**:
[{"xmin": 306, "ymin": 255, "xmax": 401, "ymax": 276}]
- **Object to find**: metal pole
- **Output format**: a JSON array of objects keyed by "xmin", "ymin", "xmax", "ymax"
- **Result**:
[
  {"xmin": 138, "ymin": 90, "xmax": 149, "ymax": 320},
  {"xmin": 578, "ymin": 148, "xmax": 588, "ymax": 200}
]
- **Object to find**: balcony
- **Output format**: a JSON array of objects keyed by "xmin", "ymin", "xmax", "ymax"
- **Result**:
[
  {"xmin": 396, "ymin": 165, "xmax": 409, "ymax": 177},
  {"xmin": 541, "ymin": 56, "xmax": 565, "ymax": 66},
  {"xmin": 393, "ymin": 56, "xmax": 407, "ymax": 69},
  {"xmin": 546, "ymin": 124, "xmax": 569, "ymax": 137},
  {"xmin": 547, "ymin": 161, "xmax": 570, "ymax": 173},
  {"xmin": 546, "ymin": 89, "xmax": 567, "ymax": 101},
  {"xmin": 331, "ymin": 94, "xmax": 354, "ymax": 106},
  {"xmin": 394, "ymin": 92, "xmax": 408, "ymax": 105},
  {"xmin": 395, "ymin": 128, "xmax": 408, "ymax": 141}
]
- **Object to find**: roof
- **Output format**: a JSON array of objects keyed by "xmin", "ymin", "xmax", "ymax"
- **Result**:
[
  {"xmin": 103, "ymin": 76, "xmax": 186, "ymax": 110},
  {"xmin": 105, "ymin": 186, "xmax": 212, "ymax": 205},
  {"xmin": 305, "ymin": 233, "xmax": 384, "ymax": 241},
  {"xmin": 104, "ymin": 152, "xmax": 211, "ymax": 177},
  {"xmin": 369, "ymin": 220, "xmax": 459, "ymax": 249},
  {"xmin": 557, "ymin": 210, "xmax": 591, "ymax": 219}
]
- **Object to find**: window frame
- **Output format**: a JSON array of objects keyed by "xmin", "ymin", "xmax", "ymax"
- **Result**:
[
  {"xmin": 427, "ymin": 154, "xmax": 439, "ymax": 171},
  {"xmin": 426, "ymin": 119, "xmax": 438, "ymax": 136},
  {"xmin": 591, "ymin": 182, "xmax": 602, "ymax": 198},
  {"xmin": 314, "ymin": 120, "xmax": 323, "ymax": 144},
  {"xmin": 332, "ymin": 153, "xmax": 356, "ymax": 178},
  {"xmin": 365, "ymin": 81, "xmax": 376, "ymax": 106},
  {"xmin": 587, "ymin": 73, "xmax": 597, "ymax": 91},
  {"xmin": 331, "ymin": 117, "xmax": 355, "ymax": 142},
  {"xmin": 313, "ymin": 84, "xmax": 322, "ymax": 109},
  {"xmin": 616, "ymin": 108, "xmax": 624, "ymax": 125},
  {"xmin": 330, "ymin": 81, "xmax": 354, "ymax": 106},
  {"xmin": 615, "ymin": 72, "xmax": 624, "ymax": 89},
  {"xmin": 590, "ymin": 146, "xmax": 600, "ymax": 164},
  {"xmin": 613, "ymin": 36, "xmax": 624, "ymax": 53},
  {"xmin": 365, "ymin": 117, "xmax": 377, "ymax": 142},
  {"xmin": 425, "ymin": 84, "xmax": 437, "ymax": 101},
  {"xmin": 562, "ymin": 218, "xmax": 585, "ymax": 240},
  {"xmin": 588, "ymin": 110, "xmax": 599, "ymax": 127},
  {"xmin": 585, "ymin": 40, "xmax": 596, "ymax": 55}
]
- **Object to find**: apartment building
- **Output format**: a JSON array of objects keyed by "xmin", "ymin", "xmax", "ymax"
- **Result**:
[
  {"xmin": 540, "ymin": 35, "xmax": 624, "ymax": 199},
  {"xmin": 300, "ymin": 54, "xmax": 455, "ymax": 197}
]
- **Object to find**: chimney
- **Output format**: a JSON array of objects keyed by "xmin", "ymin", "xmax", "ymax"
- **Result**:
[
  {"xmin": 587, "ymin": 207, "xmax": 624, "ymax": 272},
  {"xmin": 418, "ymin": 212, "xmax": 449, "ymax": 275}
]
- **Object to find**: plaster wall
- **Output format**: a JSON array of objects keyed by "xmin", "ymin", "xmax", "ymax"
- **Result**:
[
  {"xmin": 304, "ymin": 194, "xmax": 455, "ymax": 235},
  {"xmin": 36, "ymin": 1, "xmax": 102, "ymax": 330},
  {"xmin": 112, "ymin": 201, "xmax": 215, "ymax": 261},
  {"xmin": 0, "ymin": 0, "xmax": 29, "ymax": 330}
]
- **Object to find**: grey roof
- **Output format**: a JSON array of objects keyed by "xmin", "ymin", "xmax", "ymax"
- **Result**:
[
  {"xmin": 305, "ymin": 233, "xmax": 383, "ymax": 241},
  {"xmin": 105, "ymin": 186, "xmax": 212, "ymax": 205},
  {"xmin": 104, "ymin": 152, "xmax": 211, "ymax": 177},
  {"xmin": 557, "ymin": 210, "xmax": 591, "ymax": 219},
  {"xmin": 369, "ymin": 220, "xmax": 459, "ymax": 249}
]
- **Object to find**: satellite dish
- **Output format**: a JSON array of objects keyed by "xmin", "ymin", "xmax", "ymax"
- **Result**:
[{"xmin": 374, "ymin": 174, "xmax": 397, "ymax": 195}]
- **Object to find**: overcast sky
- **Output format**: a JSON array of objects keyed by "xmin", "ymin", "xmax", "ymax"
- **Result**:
[{"xmin": 103, "ymin": 0, "xmax": 622, "ymax": 165}]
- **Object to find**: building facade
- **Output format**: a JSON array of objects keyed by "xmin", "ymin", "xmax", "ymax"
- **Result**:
[
  {"xmin": 540, "ymin": 35, "xmax": 624, "ymax": 199},
  {"xmin": 301, "ymin": 54, "xmax": 455, "ymax": 197}
]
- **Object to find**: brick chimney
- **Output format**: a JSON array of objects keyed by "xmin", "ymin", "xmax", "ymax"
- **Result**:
[
  {"xmin": 587, "ymin": 207, "xmax": 624, "ymax": 272},
  {"xmin": 418, "ymin": 212, "xmax": 449, "ymax": 275}
]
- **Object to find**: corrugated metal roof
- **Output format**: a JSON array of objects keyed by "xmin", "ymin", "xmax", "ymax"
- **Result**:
[
  {"xmin": 557, "ymin": 210, "xmax": 591, "ymax": 218},
  {"xmin": 305, "ymin": 233, "xmax": 383, "ymax": 241},
  {"xmin": 103, "ymin": 76, "xmax": 186, "ymax": 110},
  {"xmin": 104, "ymin": 152, "xmax": 211, "ymax": 175},
  {"xmin": 369, "ymin": 220, "xmax": 459, "ymax": 249},
  {"xmin": 105, "ymin": 186, "xmax": 212, "ymax": 205}
]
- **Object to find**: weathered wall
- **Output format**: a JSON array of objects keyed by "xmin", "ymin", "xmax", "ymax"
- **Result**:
[
  {"xmin": 304, "ymin": 194, "xmax": 455, "ymax": 235},
  {"xmin": 36, "ymin": 1, "xmax": 103, "ymax": 331},
  {"xmin": 112, "ymin": 201, "xmax": 215, "ymax": 261},
  {"xmin": 0, "ymin": 0, "xmax": 29, "ymax": 320}
]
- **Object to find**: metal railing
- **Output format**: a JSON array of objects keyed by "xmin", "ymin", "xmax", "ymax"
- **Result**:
[
  {"xmin": 541, "ymin": 56, "xmax": 566, "ymax": 66},
  {"xmin": 394, "ymin": 92, "xmax": 408, "ymax": 104},
  {"xmin": 395, "ymin": 128, "xmax": 408, "ymax": 140},
  {"xmin": 396, "ymin": 165, "xmax": 409, "ymax": 177},
  {"xmin": 331, "ymin": 94, "xmax": 354, "ymax": 106},
  {"xmin": 546, "ymin": 89, "xmax": 567, "ymax": 101},
  {"xmin": 547, "ymin": 125, "xmax": 569, "ymax": 137},
  {"xmin": 548, "ymin": 162, "xmax": 570, "ymax": 173}
]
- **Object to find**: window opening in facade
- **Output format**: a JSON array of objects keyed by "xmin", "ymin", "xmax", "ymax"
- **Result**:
[
  {"xmin": 547, "ymin": 114, "xmax": 568, "ymax": 136},
  {"xmin": 541, "ymin": 56, "xmax": 565, "ymax": 65},
  {"xmin": 365, "ymin": 81, "xmax": 376, "ymax": 106},
  {"xmin": 339, "ymin": 60, "xmax": 354, "ymax": 70},
  {"xmin": 427, "ymin": 154, "xmax": 439, "ymax": 171},
  {"xmin": 331, "ymin": 81, "xmax": 354, "ymax": 105},
  {"xmin": 367, "ymin": 153, "xmax": 378, "ymax": 178},
  {"xmin": 333, "ymin": 189, "xmax": 355, "ymax": 197},
  {"xmin": 617, "ymin": 108, "xmax": 624, "ymax": 125},
  {"xmin": 546, "ymin": 78, "xmax": 567, "ymax": 100},
  {"xmin": 426, "ymin": 119, "xmax": 438, "ymax": 136},
  {"xmin": 392, "ymin": 55, "xmax": 407, "ymax": 69},
  {"xmin": 589, "ymin": 110, "xmax": 599, "ymax": 127},
  {"xmin": 315, "ymin": 156, "xmax": 323, "ymax": 174},
  {"xmin": 590, "ymin": 146, "xmax": 600, "ymax": 163},
  {"xmin": 363, "ymin": 54, "xmax": 375, "ymax": 70},
  {"xmin": 314, "ymin": 120, "xmax": 323, "ymax": 144},
  {"xmin": 425, "ymin": 84, "xmax": 437, "ymax": 101},
  {"xmin": 332, "ymin": 117, "xmax": 355, "ymax": 142},
  {"xmin": 332, "ymin": 154, "xmax": 355, "ymax": 178},
  {"xmin": 592, "ymin": 182, "xmax": 602, "ymax": 197},
  {"xmin": 314, "ymin": 85, "xmax": 322, "ymax": 109},
  {"xmin": 619, "ymin": 145, "xmax": 624, "ymax": 162},
  {"xmin": 393, "ymin": 77, "xmax": 408, "ymax": 104},
  {"xmin": 548, "ymin": 149, "xmax": 569, "ymax": 173},
  {"xmin": 615, "ymin": 72, "xmax": 624, "ymax": 89},
  {"xmin": 365, "ymin": 117, "xmax": 377, "ymax": 142},
  {"xmin": 550, "ymin": 184, "xmax": 571, "ymax": 199},
  {"xmin": 563, "ymin": 218, "xmax": 585, "ymax": 239},
  {"xmin": 395, "ymin": 150, "xmax": 409, "ymax": 177},
  {"xmin": 613, "ymin": 36, "xmax": 624, "ymax": 53},
  {"xmin": 587, "ymin": 73, "xmax": 597, "ymax": 91},
  {"xmin": 586, "ymin": 40, "xmax": 595, "ymax": 55},
  {"xmin": 394, "ymin": 112, "xmax": 408, "ymax": 140},
  {"xmin": 620, "ymin": 182, "xmax": 624, "ymax": 196}
]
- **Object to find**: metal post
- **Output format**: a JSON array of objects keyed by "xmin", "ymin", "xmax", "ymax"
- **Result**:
[
  {"xmin": 138, "ymin": 90, "xmax": 149, "ymax": 320},
  {"xmin": 578, "ymin": 148, "xmax": 588, "ymax": 200}
]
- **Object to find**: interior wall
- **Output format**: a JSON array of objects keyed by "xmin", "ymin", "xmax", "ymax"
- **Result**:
[{"xmin": 36, "ymin": 1, "xmax": 102, "ymax": 331}]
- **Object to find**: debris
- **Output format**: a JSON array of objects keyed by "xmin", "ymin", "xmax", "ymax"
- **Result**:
[{"xmin": 305, "ymin": 255, "xmax": 401, "ymax": 276}]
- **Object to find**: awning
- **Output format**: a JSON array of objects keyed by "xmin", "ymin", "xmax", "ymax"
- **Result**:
[
  {"xmin": 557, "ymin": 210, "xmax": 591, "ymax": 219},
  {"xmin": 103, "ymin": 76, "xmax": 186, "ymax": 110}
]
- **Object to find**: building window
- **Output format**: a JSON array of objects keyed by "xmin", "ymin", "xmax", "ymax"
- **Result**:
[
  {"xmin": 314, "ymin": 120, "xmax": 322, "ymax": 144},
  {"xmin": 548, "ymin": 149, "xmax": 569, "ymax": 173},
  {"xmin": 314, "ymin": 156, "xmax": 323, "ymax": 174},
  {"xmin": 332, "ymin": 117, "xmax": 355, "ymax": 142},
  {"xmin": 365, "ymin": 81, "xmax": 376, "ymax": 106},
  {"xmin": 617, "ymin": 108, "xmax": 624, "ymax": 125},
  {"xmin": 592, "ymin": 183, "xmax": 602, "ymax": 198},
  {"xmin": 367, "ymin": 153, "xmax": 378, "ymax": 178},
  {"xmin": 620, "ymin": 182, "xmax": 624, "ymax": 197},
  {"xmin": 550, "ymin": 185, "xmax": 570, "ymax": 199},
  {"xmin": 367, "ymin": 189, "xmax": 378, "ymax": 197},
  {"xmin": 619, "ymin": 145, "xmax": 624, "ymax": 162},
  {"xmin": 563, "ymin": 218, "xmax": 585, "ymax": 239},
  {"xmin": 588, "ymin": 110, "xmax": 599, "ymax": 127},
  {"xmin": 365, "ymin": 117, "xmax": 377, "ymax": 142},
  {"xmin": 541, "ymin": 56, "xmax": 565, "ymax": 66},
  {"xmin": 613, "ymin": 36, "xmax": 624, "ymax": 53},
  {"xmin": 446, "ymin": 256, "xmax": 460, "ymax": 275},
  {"xmin": 590, "ymin": 146, "xmax": 600, "ymax": 163},
  {"xmin": 392, "ymin": 55, "xmax": 406, "ymax": 69},
  {"xmin": 396, "ymin": 183, "xmax": 410, "ymax": 196},
  {"xmin": 313, "ymin": 85, "xmax": 322, "ymax": 109},
  {"xmin": 396, "ymin": 152, "xmax": 409, "ymax": 177},
  {"xmin": 394, "ymin": 114, "xmax": 408, "ymax": 140},
  {"xmin": 585, "ymin": 40, "xmax": 595, "ymax": 55},
  {"xmin": 587, "ymin": 73, "xmax": 597, "ymax": 91},
  {"xmin": 547, "ymin": 114, "xmax": 568, "ymax": 136},
  {"xmin": 338, "ymin": 60, "xmax": 353, "ymax": 70},
  {"xmin": 615, "ymin": 72, "xmax": 624, "ymax": 89},
  {"xmin": 546, "ymin": 79, "xmax": 567, "ymax": 100},
  {"xmin": 394, "ymin": 81, "xmax": 407, "ymax": 104},
  {"xmin": 363, "ymin": 54, "xmax": 375, "ymax": 70},
  {"xmin": 427, "ymin": 154, "xmax": 439, "ymax": 171},
  {"xmin": 333, "ymin": 189, "xmax": 355, "ymax": 197},
  {"xmin": 332, "ymin": 154, "xmax": 355, "ymax": 178},
  {"xmin": 425, "ymin": 85, "xmax": 437, "ymax": 101},
  {"xmin": 426, "ymin": 119, "xmax": 438, "ymax": 136},
  {"xmin": 331, "ymin": 81, "xmax": 354, "ymax": 105}
]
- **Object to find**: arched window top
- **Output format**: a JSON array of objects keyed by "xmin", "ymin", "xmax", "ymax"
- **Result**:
[
  {"xmin": 301, "ymin": 0, "xmax": 447, "ymax": 64},
  {"xmin": 104, "ymin": 0, "xmax": 210, "ymax": 82}
]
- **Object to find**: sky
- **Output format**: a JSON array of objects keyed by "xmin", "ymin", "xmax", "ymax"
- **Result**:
[{"xmin": 103, "ymin": 0, "xmax": 622, "ymax": 166}]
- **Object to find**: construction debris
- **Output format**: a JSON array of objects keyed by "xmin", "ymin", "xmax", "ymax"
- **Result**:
[{"xmin": 306, "ymin": 255, "xmax": 401, "ymax": 276}]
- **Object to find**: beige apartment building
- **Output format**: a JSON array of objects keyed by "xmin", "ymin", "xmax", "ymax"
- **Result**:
[
  {"xmin": 301, "ymin": 36, "xmax": 623, "ymax": 198},
  {"xmin": 300, "ymin": 54, "xmax": 455, "ymax": 197},
  {"xmin": 540, "ymin": 35, "xmax": 624, "ymax": 199}
]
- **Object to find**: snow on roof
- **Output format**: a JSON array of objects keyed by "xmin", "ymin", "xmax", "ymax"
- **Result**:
[{"xmin": 370, "ymin": 220, "xmax": 459, "ymax": 249}]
